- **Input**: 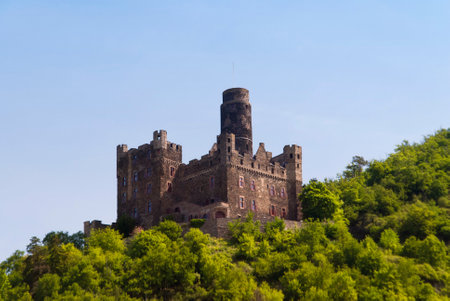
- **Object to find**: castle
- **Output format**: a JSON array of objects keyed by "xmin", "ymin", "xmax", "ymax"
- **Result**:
[{"xmin": 85, "ymin": 88, "xmax": 303, "ymax": 236}]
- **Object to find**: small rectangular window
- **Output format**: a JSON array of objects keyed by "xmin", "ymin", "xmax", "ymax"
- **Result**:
[
  {"xmin": 133, "ymin": 188, "xmax": 138, "ymax": 199},
  {"xmin": 133, "ymin": 208, "xmax": 138, "ymax": 218},
  {"xmin": 270, "ymin": 185, "xmax": 275, "ymax": 196},
  {"xmin": 251, "ymin": 200, "xmax": 256, "ymax": 211},
  {"xmin": 210, "ymin": 176, "xmax": 215, "ymax": 188},
  {"xmin": 147, "ymin": 167, "xmax": 152, "ymax": 177},
  {"xmin": 239, "ymin": 176, "xmax": 244, "ymax": 188},
  {"xmin": 122, "ymin": 177, "xmax": 127, "ymax": 187},
  {"xmin": 282, "ymin": 208, "xmax": 286, "ymax": 218},
  {"xmin": 239, "ymin": 196, "xmax": 245, "ymax": 209},
  {"xmin": 134, "ymin": 172, "xmax": 138, "ymax": 182},
  {"xmin": 270, "ymin": 205, "xmax": 275, "ymax": 216},
  {"xmin": 250, "ymin": 180, "xmax": 255, "ymax": 191},
  {"xmin": 148, "ymin": 201, "xmax": 152, "ymax": 213},
  {"xmin": 167, "ymin": 182, "xmax": 172, "ymax": 192},
  {"xmin": 281, "ymin": 187, "xmax": 286, "ymax": 198},
  {"xmin": 121, "ymin": 192, "xmax": 126, "ymax": 202},
  {"xmin": 170, "ymin": 166, "xmax": 175, "ymax": 177},
  {"xmin": 147, "ymin": 183, "xmax": 152, "ymax": 194}
]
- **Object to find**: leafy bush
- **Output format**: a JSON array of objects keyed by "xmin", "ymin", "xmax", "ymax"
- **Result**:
[{"xmin": 189, "ymin": 218, "xmax": 205, "ymax": 228}]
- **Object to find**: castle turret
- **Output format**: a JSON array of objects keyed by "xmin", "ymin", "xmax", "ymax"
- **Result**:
[
  {"xmin": 283, "ymin": 145, "xmax": 303, "ymax": 220},
  {"xmin": 220, "ymin": 88, "xmax": 253, "ymax": 155}
]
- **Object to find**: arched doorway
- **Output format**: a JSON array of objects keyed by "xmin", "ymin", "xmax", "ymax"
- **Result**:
[{"xmin": 215, "ymin": 211, "xmax": 226, "ymax": 219}]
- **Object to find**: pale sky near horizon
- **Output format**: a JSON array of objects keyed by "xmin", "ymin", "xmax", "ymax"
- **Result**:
[{"xmin": 1, "ymin": 1, "xmax": 449, "ymax": 260}]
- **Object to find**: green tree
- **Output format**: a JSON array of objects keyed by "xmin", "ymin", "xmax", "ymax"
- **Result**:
[
  {"xmin": 154, "ymin": 220, "xmax": 182, "ymax": 241},
  {"xmin": 116, "ymin": 215, "xmax": 137, "ymax": 237},
  {"xmin": 87, "ymin": 228, "xmax": 125, "ymax": 253},
  {"xmin": 379, "ymin": 229, "xmax": 401, "ymax": 254},
  {"xmin": 228, "ymin": 212, "xmax": 261, "ymax": 243},
  {"xmin": 343, "ymin": 155, "xmax": 368, "ymax": 179},
  {"xmin": 34, "ymin": 274, "xmax": 60, "ymax": 301},
  {"xmin": 300, "ymin": 180, "xmax": 341, "ymax": 221},
  {"xmin": 43, "ymin": 231, "xmax": 85, "ymax": 250}
]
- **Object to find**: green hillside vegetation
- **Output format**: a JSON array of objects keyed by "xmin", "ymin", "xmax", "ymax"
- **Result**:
[{"xmin": 1, "ymin": 129, "xmax": 449, "ymax": 300}]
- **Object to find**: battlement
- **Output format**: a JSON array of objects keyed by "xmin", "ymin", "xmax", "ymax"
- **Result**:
[
  {"xmin": 117, "ymin": 144, "xmax": 128, "ymax": 159},
  {"xmin": 283, "ymin": 144, "xmax": 302, "ymax": 157},
  {"xmin": 83, "ymin": 220, "xmax": 110, "ymax": 236}
]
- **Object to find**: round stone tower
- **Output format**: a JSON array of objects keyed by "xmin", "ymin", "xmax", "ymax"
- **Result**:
[{"xmin": 221, "ymin": 88, "xmax": 253, "ymax": 155}]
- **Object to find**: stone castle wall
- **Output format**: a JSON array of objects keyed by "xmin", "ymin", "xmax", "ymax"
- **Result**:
[{"xmin": 110, "ymin": 88, "xmax": 304, "ymax": 235}]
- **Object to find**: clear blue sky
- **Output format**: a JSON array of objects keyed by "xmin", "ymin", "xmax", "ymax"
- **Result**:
[{"xmin": 1, "ymin": 1, "xmax": 449, "ymax": 260}]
